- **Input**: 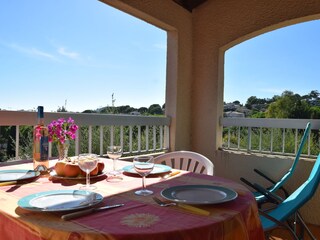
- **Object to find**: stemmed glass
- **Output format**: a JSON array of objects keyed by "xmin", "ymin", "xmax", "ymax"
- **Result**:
[
  {"xmin": 133, "ymin": 155, "xmax": 154, "ymax": 196},
  {"xmin": 78, "ymin": 153, "xmax": 98, "ymax": 190},
  {"xmin": 107, "ymin": 146, "xmax": 123, "ymax": 181}
]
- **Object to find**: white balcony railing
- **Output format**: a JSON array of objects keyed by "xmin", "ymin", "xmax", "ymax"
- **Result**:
[
  {"xmin": 0, "ymin": 110, "xmax": 170, "ymax": 161},
  {"xmin": 2, "ymin": 110, "xmax": 319, "ymax": 161},
  {"xmin": 221, "ymin": 117, "xmax": 320, "ymax": 158}
]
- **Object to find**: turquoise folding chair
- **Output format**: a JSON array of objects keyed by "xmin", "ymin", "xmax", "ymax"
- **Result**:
[
  {"xmin": 241, "ymin": 122, "xmax": 311, "ymax": 207},
  {"xmin": 257, "ymin": 154, "xmax": 320, "ymax": 240}
]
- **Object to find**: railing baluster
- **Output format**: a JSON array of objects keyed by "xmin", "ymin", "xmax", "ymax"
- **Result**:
[
  {"xmin": 259, "ymin": 127, "xmax": 262, "ymax": 152},
  {"xmin": 227, "ymin": 127, "xmax": 230, "ymax": 149},
  {"xmin": 237, "ymin": 127, "xmax": 240, "ymax": 149},
  {"xmin": 15, "ymin": 125, "xmax": 19, "ymax": 159},
  {"xmin": 110, "ymin": 126, "xmax": 114, "ymax": 147},
  {"xmin": 88, "ymin": 126, "xmax": 92, "ymax": 154},
  {"xmin": 100, "ymin": 126, "xmax": 103, "ymax": 156},
  {"xmin": 159, "ymin": 126, "xmax": 163, "ymax": 150},
  {"xmin": 153, "ymin": 126, "xmax": 156, "ymax": 151},
  {"xmin": 164, "ymin": 125, "xmax": 169, "ymax": 150},
  {"xmin": 248, "ymin": 127, "xmax": 252, "ymax": 152},
  {"xmin": 282, "ymin": 128, "xmax": 285, "ymax": 154},
  {"xmin": 120, "ymin": 126, "xmax": 124, "ymax": 150},
  {"xmin": 295, "ymin": 128, "xmax": 298, "ymax": 154},
  {"xmin": 75, "ymin": 130, "xmax": 79, "ymax": 156},
  {"xmin": 146, "ymin": 125, "xmax": 149, "ymax": 151},
  {"xmin": 138, "ymin": 126, "xmax": 141, "ymax": 152},
  {"xmin": 49, "ymin": 142, "xmax": 52, "ymax": 158},
  {"xmin": 308, "ymin": 131, "xmax": 311, "ymax": 156},
  {"xmin": 270, "ymin": 128, "xmax": 273, "ymax": 153},
  {"xmin": 129, "ymin": 126, "xmax": 133, "ymax": 153}
]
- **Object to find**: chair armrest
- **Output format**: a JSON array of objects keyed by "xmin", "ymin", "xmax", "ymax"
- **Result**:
[
  {"xmin": 254, "ymin": 169, "xmax": 290, "ymax": 199},
  {"xmin": 253, "ymin": 183, "xmax": 284, "ymax": 204},
  {"xmin": 254, "ymin": 168, "xmax": 277, "ymax": 185},
  {"xmin": 240, "ymin": 177, "xmax": 258, "ymax": 191},
  {"xmin": 240, "ymin": 177, "xmax": 282, "ymax": 205}
]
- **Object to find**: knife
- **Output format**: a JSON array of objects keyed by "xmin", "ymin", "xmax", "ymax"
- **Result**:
[{"xmin": 61, "ymin": 204, "xmax": 124, "ymax": 221}]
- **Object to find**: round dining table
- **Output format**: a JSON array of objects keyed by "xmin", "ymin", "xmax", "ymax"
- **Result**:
[{"xmin": 0, "ymin": 158, "xmax": 264, "ymax": 240}]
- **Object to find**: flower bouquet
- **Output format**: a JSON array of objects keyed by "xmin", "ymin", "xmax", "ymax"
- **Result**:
[{"xmin": 48, "ymin": 117, "xmax": 78, "ymax": 160}]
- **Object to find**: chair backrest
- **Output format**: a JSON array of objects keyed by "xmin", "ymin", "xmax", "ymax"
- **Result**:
[
  {"xmin": 261, "ymin": 154, "xmax": 320, "ymax": 228},
  {"xmin": 269, "ymin": 122, "xmax": 311, "ymax": 192},
  {"xmin": 153, "ymin": 151, "xmax": 214, "ymax": 175}
]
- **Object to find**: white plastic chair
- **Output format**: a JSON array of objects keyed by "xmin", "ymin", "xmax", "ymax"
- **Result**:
[{"xmin": 153, "ymin": 151, "xmax": 214, "ymax": 175}]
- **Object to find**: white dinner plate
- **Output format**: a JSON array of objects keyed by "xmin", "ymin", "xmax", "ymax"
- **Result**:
[
  {"xmin": 18, "ymin": 189, "xmax": 103, "ymax": 212},
  {"xmin": 0, "ymin": 169, "xmax": 40, "ymax": 182},
  {"xmin": 50, "ymin": 170, "xmax": 106, "ymax": 180},
  {"xmin": 122, "ymin": 164, "xmax": 172, "ymax": 175},
  {"xmin": 161, "ymin": 185, "xmax": 238, "ymax": 205}
]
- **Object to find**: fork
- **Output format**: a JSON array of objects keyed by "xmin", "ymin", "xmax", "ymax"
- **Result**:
[
  {"xmin": 152, "ymin": 196, "xmax": 176, "ymax": 206},
  {"xmin": 152, "ymin": 196, "xmax": 210, "ymax": 216}
]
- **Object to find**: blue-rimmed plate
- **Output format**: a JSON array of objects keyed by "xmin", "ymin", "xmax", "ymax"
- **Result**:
[
  {"xmin": 161, "ymin": 185, "xmax": 238, "ymax": 205},
  {"xmin": 18, "ymin": 190, "xmax": 103, "ymax": 212},
  {"xmin": 0, "ymin": 170, "xmax": 40, "ymax": 182},
  {"xmin": 122, "ymin": 164, "xmax": 172, "ymax": 175}
]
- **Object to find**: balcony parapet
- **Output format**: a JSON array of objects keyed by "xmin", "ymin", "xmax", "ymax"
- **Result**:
[
  {"xmin": 0, "ymin": 110, "xmax": 170, "ymax": 161},
  {"xmin": 221, "ymin": 117, "xmax": 320, "ymax": 158}
]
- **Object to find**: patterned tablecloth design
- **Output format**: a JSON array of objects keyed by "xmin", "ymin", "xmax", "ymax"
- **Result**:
[{"xmin": 0, "ymin": 159, "xmax": 264, "ymax": 240}]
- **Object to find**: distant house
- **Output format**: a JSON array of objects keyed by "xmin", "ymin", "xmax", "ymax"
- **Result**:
[
  {"xmin": 224, "ymin": 111, "xmax": 245, "ymax": 118},
  {"xmin": 224, "ymin": 103, "xmax": 239, "ymax": 111},
  {"xmin": 130, "ymin": 111, "xmax": 141, "ymax": 115}
]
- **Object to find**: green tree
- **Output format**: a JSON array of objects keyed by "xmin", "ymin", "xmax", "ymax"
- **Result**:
[
  {"xmin": 148, "ymin": 104, "xmax": 163, "ymax": 115},
  {"xmin": 100, "ymin": 106, "xmax": 116, "ymax": 114},
  {"xmin": 82, "ymin": 109, "xmax": 96, "ymax": 113},
  {"xmin": 117, "ymin": 105, "xmax": 136, "ymax": 114},
  {"xmin": 138, "ymin": 107, "xmax": 148, "ymax": 114},
  {"xmin": 250, "ymin": 111, "xmax": 266, "ymax": 118},
  {"xmin": 310, "ymin": 106, "xmax": 320, "ymax": 119},
  {"xmin": 245, "ymin": 96, "xmax": 267, "ymax": 109},
  {"xmin": 57, "ymin": 106, "xmax": 67, "ymax": 112},
  {"xmin": 309, "ymin": 90, "xmax": 319, "ymax": 100},
  {"xmin": 266, "ymin": 91, "xmax": 310, "ymax": 118}
]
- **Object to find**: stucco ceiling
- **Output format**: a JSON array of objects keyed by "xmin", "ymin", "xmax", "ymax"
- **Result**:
[{"xmin": 173, "ymin": 0, "xmax": 208, "ymax": 12}]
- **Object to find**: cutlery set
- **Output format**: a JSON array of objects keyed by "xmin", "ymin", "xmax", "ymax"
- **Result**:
[
  {"xmin": 61, "ymin": 204, "xmax": 124, "ymax": 220},
  {"xmin": 152, "ymin": 196, "xmax": 210, "ymax": 216},
  {"xmin": 61, "ymin": 196, "xmax": 209, "ymax": 221}
]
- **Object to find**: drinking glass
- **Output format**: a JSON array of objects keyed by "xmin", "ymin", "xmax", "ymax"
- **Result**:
[
  {"xmin": 133, "ymin": 155, "xmax": 154, "ymax": 196},
  {"xmin": 107, "ymin": 146, "xmax": 123, "ymax": 177},
  {"xmin": 78, "ymin": 153, "xmax": 98, "ymax": 190}
]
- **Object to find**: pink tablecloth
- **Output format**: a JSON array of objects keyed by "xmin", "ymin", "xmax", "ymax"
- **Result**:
[{"xmin": 0, "ymin": 159, "xmax": 264, "ymax": 240}]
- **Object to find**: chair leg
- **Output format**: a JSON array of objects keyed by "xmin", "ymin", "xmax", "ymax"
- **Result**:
[
  {"xmin": 259, "ymin": 210, "xmax": 300, "ymax": 240},
  {"xmin": 296, "ymin": 212, "xmax": 317, "ymax": 240}
]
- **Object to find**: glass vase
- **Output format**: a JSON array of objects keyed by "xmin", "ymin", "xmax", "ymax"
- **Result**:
[{"xmin": 57, "ymin": 140, "xmax": 70, "ymax": 161}]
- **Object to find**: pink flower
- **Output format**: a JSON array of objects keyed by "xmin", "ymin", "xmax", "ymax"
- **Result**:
[{"xmin": 48, "ymin": 117, "xmax": 78, "ymax": 144}]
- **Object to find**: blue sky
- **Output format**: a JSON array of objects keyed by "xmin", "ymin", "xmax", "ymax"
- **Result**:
[
  {"xmin": 1, "ymin": 1, "xmax": 319, "ymax": 112},
  {"xmin": 0, "ymin": 0, "xmax": 166, "ymax": 112},
  {"xmin": 225, "ymin": 19, "xmax": 320, "ymax": 104}
]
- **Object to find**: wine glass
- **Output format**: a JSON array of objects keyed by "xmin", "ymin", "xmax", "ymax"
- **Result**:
[
  {"xmin": 107, "ymin": 146, "xmax": 123, "ymax": 181},
  {"xmin": 133, "ymin": 155, "xmax": 154, "ymax": 196},
  {"xmin": 78, "ymin": 153, "xmax": 98, "ymax": 190}
]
